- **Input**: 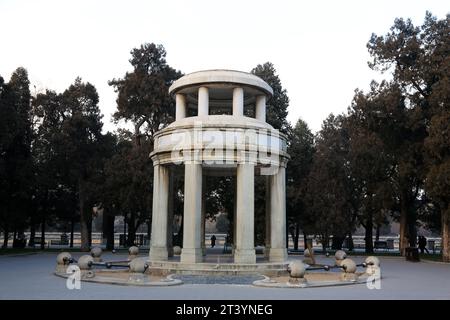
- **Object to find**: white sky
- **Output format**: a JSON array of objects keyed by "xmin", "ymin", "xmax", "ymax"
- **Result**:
[{"xmin": 0, "ymin": 0, "xmax": 448, "ymax": 133}]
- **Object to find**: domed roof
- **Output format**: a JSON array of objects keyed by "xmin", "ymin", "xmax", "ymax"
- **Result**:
[{"xmin": 169, "ymin": 69, "xmax": 273, "ymax": 97}]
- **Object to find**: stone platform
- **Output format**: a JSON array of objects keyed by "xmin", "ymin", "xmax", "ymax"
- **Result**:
[
  {"xmin": 54, "ymin": 269, "xmax": 183, "ymax": 287},
  {"xmin": 148, "ymin": 260, "xmax": 289, "ymax": 276},
  {"xmin": 147, "ymin": 255, "xmax": 288, "ymax": 276},
  {"xmin": 253, "ymin": 272, "xmax": 370, "ymax": 288}
]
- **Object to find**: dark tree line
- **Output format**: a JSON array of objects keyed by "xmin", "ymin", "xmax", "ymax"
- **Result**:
[
  {"xmin": 286, "ymin": 12, "xmax": 449, "ymax": 261},
  {"xmin": 0, "ymin": 12, "xmax": 448, "ymax": 261}
]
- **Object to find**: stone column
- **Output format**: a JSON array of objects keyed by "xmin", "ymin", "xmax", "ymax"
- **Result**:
[
  {"xmin": 198, "ymin": 86, "xmax": 209, "ymax": 117},
  {"xmin": 201, "ymin": 176, "xmax": 206, "ymax": 256},
  {"xmin": 234, "ymin": 163, "xmax": 256, "ymax": 264},
  {"xmin": 269, "ymin": 166, "xmax": 288, "ymax": 262},
  {"xmin": 180, "ymin": 163, "xmax": 203, "ymax": 263},
  {"xmin": 265, "ymin": 176, "xmax": 271, "ymax": 259},
  {"xmin": 255, "ymin": 95, "xmax": 266, "ymax": 122},
  {"xmin": 175, "ymin": 93, "xmax": 187, "ymax": 121},
  {"xmin": 232, "ymin": 87, "xmax": 244, "ymax": 116},
  {"xmin": 232, "ymin": 176, "xmax": 237, "ymax": 255},
  {"xmin": 167, "ymin": 170, "xmax": 174, "ymax": 257},
  {"xmin": 150, "ymin": 164, "xmax": 169, "ymax": 261}
]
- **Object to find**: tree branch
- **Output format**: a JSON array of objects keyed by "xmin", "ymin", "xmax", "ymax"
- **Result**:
[{"xmin": 410, "ymin": 78, "xmax": 427, "ymax": 98}]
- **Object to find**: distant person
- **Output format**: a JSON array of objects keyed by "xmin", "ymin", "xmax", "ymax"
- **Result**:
[
  {"xmin": 418, "ymin": 235, "xmax": 429, "ymax": 254},
  {"xmin": 210, "ymin": 235, "xmax": 216, "ymax": 248}
]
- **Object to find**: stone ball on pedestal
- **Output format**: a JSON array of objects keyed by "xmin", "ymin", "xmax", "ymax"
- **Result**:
[
  {"xmin": 288, "ymin": 261, "xmax": 306, "ymax": 278},
  {"xmin": 129, "ymin": 258, "xmax": 148, "ymax": 273},
  {"xmin": 341, "ymin": 258, "xmax": 357, "ymax": 273},
  {"xmin": 90, "ymin": 247, "xmax": 102, "ymax": 262},
  {"xmin": 365, "ymin": 256, "xmax": 380, "ymax": 267},
  {"xmin": 128, "ymin": 246, "xmax": 139, "ymax": 256},
  {"xmin": 56, "ymin": 252, "xmax": 72, "ymax": 265},
  {"xmin": 173, "ymin": 246, "xmax": 182, "ymax": 255},
  {"xmin": 335, "ymin": 250, "xmax": 347, "ymax": 261},
  {"xmin": 78, "ymin": 255, "xmax": 94, "ymax": 270}
]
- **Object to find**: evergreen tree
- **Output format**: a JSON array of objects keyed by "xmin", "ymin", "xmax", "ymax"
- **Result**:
[{"xmin": 286, "ymin": 119, "xmax": 314, "ymax": 250}]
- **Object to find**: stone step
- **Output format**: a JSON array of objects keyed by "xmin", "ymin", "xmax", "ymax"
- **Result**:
[{"xmin": 148, "ymin": 261, "xmax": 289, "ymax": 276}]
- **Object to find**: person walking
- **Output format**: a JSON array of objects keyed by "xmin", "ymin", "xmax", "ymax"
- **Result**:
[
  {"xmin": 418, "ymin": 236, "xmax": 429, "ymax": 254},
  {"xmin": 210, "ymin": 234, "xmax": 216, "ymax": 248}
]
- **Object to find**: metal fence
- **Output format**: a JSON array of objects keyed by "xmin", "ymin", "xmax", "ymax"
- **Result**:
[{"xmin": 0, "ymin": 232, "xmax": 443, "ymax": 253}]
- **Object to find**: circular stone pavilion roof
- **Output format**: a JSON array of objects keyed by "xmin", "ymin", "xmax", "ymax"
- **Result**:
[{"xmin": 169, "ymin": 69, "xmax": 273, "ymax": 98}]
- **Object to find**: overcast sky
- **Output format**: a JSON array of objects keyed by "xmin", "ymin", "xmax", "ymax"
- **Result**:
[{"xmin": 0, "ymin": 0, "xmax": 448, "ymax": 133}]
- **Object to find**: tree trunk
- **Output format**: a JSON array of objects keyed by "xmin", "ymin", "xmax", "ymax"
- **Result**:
[
  {"xmin": 70, "ymin": 218, "xmax": 74, "ymax": 248},
  {"xmin": 127, "ymin": 218, "xmax": 136, "ymax": 247},
  {"xmin": 29, "ymin": 222, "xmax": 35, "ymax": 247},
  {"xmin": 88, "ymin": 218, "xmax": 92, "ymax": 247},
  {"xmin": 442, "ymin": 210, "xmax": 450, "ymax": 263},
  {"xmin": 348, "ymin": 233, "xmax": 354, "ymax": 251},
  {"xmin": 79, "ymin": 179, "xmax": 90, "ymax": 251},
  {"xmin": 303, "ymin": 233, "xmax": 308, "ymax": 251},
  {"xmin": 321, "ymin": 236, "xmax": 328, "ymax": 253},
  {"xmin": 104, "ymin": 213, "xmax": 115, "ymax": 251},
  {"xmin": 177, "ymin": 215, "xmax": 184, "ymax": 247},
  {"xmin": 12, "ymin": 230, "xmax": 17, "ymax": 248},
  {"xmin": 123, "ymin": 215, "xmax": 127, "ymax": 247},
  {"xmin": 331, "ymin": 236, "xmax": 344, "ymax": 250},
  {"xmin": 293, "ymin": 223, "xmax": 299, "ymax": 250},
  {"xmin": 40, "ymin": 216, "xmax": 46, "ymax": 250},
  {"xmin": 399, "ymin": 199, "xmax": 408, "ymax": 255},
  {"xmin": 376, "ymin": 225, "xmax": 380, "ymax": 241},
  {"xmin": 408, "ymin": 212, "xmax": 417, "ymax": 248},
  {"xmin": 134, "ymin": 122, "xmax": 143, "ymax": 147},
  {"xmin": 2, "ymin": 227, "xmax": 9, "ymax": 248},
  {"xmin": 365, "ymin": 216, "xmax": 374, "ymax": 253}
]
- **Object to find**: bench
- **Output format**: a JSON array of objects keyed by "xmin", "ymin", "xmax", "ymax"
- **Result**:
[
  {"xmin": 374, "ymin": 241, "xmax": 388, "ymax": 250},
  {"xmin": 50, "ymin": 239, "xmax": 69, "ymax": 246},
  {"xmin": 431, "ymin": 244, "xmax": 441, "ymax": 254},
  {"xmin": 30, "ymin": 237, "xmax": 48, "ymax": 248}
]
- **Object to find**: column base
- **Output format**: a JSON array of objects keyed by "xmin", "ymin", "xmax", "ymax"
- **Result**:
[
  {"xmin": 234, "ymin": 249, "xmax": 256, "ymax": 264},
  {"xmin": 269, "ymin": 248, "xmax": 287, "ymax": 262},
  {"xmin": 180, "ymin": 248, "xmax": 203, "ymax": 263},
  {"xmin": 149, "ymin": 246, "xmax": 168, "ymax": 261}
]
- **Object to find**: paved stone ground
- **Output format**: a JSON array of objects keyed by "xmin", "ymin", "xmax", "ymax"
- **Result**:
[{"xmin": 0, "ymin": 252, "xmax": 449, "ymax": 299}]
